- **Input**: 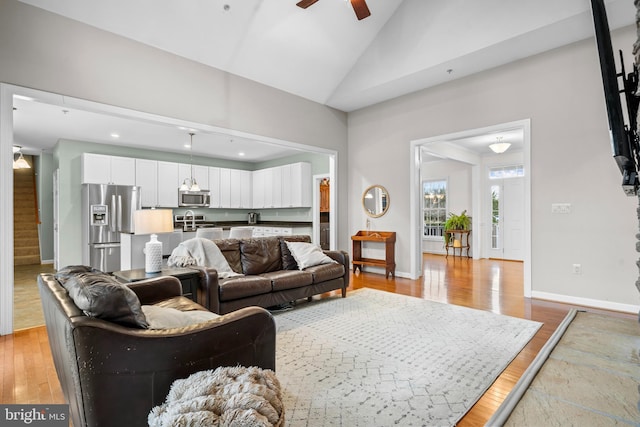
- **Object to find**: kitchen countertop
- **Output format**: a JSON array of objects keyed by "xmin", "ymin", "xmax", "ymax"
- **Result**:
[{"xmin": 174, "ymin": 221, "xmax": 312, "ymax": 232}]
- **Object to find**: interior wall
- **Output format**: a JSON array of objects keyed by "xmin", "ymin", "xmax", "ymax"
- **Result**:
[
  {"xmin": 36, "ymin": 152, "xmax": 54, "ymax": 262},
  {"xmin": 348, "ymin": 25, "xmax": 640, "ymax": 308}
]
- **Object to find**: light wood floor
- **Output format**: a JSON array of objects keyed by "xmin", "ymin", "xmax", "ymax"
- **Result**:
[{"xmin": 2, "ymin": 255, "xmax": 635, "ymax": 425}]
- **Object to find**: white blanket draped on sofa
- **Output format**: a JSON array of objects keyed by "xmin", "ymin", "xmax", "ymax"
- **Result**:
[{"xmin": 167, "ymin": 238, "xmax": 240, "ymax": 279}]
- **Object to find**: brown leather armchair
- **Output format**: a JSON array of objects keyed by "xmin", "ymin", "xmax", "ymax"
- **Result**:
[{"xmin": 38, "ymin": 272, "xmax": 276, "ymax": 427}]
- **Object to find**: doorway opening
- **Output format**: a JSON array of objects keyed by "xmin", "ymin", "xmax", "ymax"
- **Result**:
[
  {"xmin": 0, "ymin": 83, "xmax": 340, "ymax": 334},
  {"xmin": 409, "ymin": 119, "xmax": 532, "ymax": 297}
]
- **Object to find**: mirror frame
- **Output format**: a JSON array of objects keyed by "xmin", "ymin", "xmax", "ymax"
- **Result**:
[{"xmin": 362, "ymin": 185, "xmax": 390, "ymax": 218}]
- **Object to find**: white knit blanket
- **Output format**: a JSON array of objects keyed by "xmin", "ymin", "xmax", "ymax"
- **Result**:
[
  {"xmin": 148, "ymin": 366, "xmax": 284, "ymax": 427},
  {"xmin": 167, "ymin": 238, "xmax": 240, "ymax": 279}
]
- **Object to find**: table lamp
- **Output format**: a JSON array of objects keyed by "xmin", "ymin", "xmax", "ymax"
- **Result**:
[{"xmin": 134, "ymin": 209, "xmax": 174, "ymax": 273}]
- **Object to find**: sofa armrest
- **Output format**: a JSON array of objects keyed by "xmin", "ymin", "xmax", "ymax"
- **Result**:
[
  {"xmin": 324, "ymin": 250, "xmax": 350, "ymax": 288},
  {"xmin": 70, "ymin": 306, "xmax": 275, "ymax": 426},
  {"xmin": 127, "ymin": 276, "xmax": 183, "ymax": 304},
  {"xmin": 187, "ymin": 266, "xmax": 221, "ymax": 312}
]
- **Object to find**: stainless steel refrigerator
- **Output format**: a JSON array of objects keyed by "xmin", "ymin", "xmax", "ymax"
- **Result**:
[{"xmin": 82, "ymin": 184, "xmax": 141, "ymax": 272}]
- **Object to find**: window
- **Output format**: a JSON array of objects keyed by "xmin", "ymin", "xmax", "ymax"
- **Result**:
[
  {"xmin": 489, "ymin": 165, "xmax": 524, "ymax": 179},
  {"xmin": 491, "ymin": 185, "xmax": 500, "ymax": 249},
  {"xmin": 423, "ymin": 179, "xmax": 447, "ymax": 238}
]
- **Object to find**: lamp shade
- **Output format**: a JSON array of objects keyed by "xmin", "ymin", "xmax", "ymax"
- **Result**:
[
  {"xmin": 134, "ymin": 209, "xmax": 173, "ymax": 235},
  {"xmin": 133, "ymin": 209, "xmax": 173, "ymax": 273}
]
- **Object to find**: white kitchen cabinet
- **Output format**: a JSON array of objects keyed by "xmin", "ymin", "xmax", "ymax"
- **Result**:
[
  {"xmin": 208, "ymin": 167, "xmax": 221, "ymax": 208},
  {"xmin": 252, "ymin": 227, "xmax": 294, "ymax": 237},
  {"xmin": 157, "ymin": 161, "xmax": 179, "ymax": 207},
  {"xmin": 262, "ymin": 168, "xmax": 274, "ymax": 208},
  {"xmin": 271, "ymin": 167, "xmax": 282, "ymax": 208},
  {"xmin": 251, "ymin": 162, "xmax": 311, "ymax": 209},
  {"xmin": 228, "ymin": 169, "xmax": 252, "ymax": 208},
  {"xmin": 288, "ymin": 162, "xmax": 312, "ymax": 207},
  {"xmin": 135, "ymin": 158, "xmax": 158, "ymax": 207},
  {"xmin": 239, "ymin": 170, "xmax": 252, "ymax": 208},
  {"xmin": 81, "ymin": 153, "xmax": 135, "ymax": 185},
  {"xmin": 219, "ymin": 168, "xmax": 232, "ymax": 208},
  {"xmin": 252, "ymin": 169, "xmax": 265, "ymax": 209}
]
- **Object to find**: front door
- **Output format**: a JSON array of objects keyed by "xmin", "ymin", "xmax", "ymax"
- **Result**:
[{"xmin": 488, "ymin": 166, "xmax": 524, "ymax": 261}]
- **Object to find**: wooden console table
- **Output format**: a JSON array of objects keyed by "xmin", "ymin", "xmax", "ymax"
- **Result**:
[
  {"xmin": 444, "ymin": 229, "xmax": 471, "ymax": 258},
  {"xmin": 351, "ymin": 231, "xmax": 396, "ymax": 278}
]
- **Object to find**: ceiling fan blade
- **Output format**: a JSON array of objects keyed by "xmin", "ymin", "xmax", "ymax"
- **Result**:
[
  {"xmin": 296, "ymin": 0, "xmax": 320, "ymax": 9},
  {"xmin": 350, "ymin": 0, "xmax": 371, "ymax": 20}
]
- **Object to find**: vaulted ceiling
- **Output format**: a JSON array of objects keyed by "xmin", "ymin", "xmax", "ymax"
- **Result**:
[{"xmin": 12, "ymin": 0, "xmax": 637, "ymax": 160}]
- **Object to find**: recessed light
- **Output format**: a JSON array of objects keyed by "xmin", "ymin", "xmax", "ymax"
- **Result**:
[
  {"xmin": 184, "ymin": 144, "xmax": 191, "ymax": 149},
  {"xmin": 110, "ymin": 133, "xmax": 120, "ymax": 138},
  {"xmin": 238, "ymin": 152, "xmax": 245, "ymax": 157}
]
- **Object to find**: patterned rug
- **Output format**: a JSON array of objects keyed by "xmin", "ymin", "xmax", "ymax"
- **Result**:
[
  {"xmin": 488, "ymin": 310, "xmax": 640, "ymax": 426},
  {"xmin": 273, "ymin": 288, "xmax": 542, "ymax": 426}
]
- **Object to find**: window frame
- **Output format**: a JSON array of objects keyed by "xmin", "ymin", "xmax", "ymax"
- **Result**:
[{"xmin": 422, "ymin": 178, "xmax": 448, "ymax": 240}]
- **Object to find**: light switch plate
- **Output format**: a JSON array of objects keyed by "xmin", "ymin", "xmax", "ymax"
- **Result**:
[{"xmin": 551, "ymin": 203, "xmax": 571, "ymax": 214}]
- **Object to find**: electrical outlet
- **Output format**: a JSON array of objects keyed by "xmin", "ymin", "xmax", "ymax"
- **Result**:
[
  {"xmin": 572, "ymin": 264, "xmax": 582, "ymax": 274},
  {"xmin": 552, "ymin": 203, "xmax": 571, "ymax": 214}
]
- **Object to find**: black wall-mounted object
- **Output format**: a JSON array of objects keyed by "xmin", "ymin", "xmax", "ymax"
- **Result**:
[{"xmin": 590, "ymin": 0, "xmax": 640, "ymax": 196}]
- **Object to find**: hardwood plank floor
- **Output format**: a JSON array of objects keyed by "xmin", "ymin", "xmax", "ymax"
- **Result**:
[{"xmin": 3, "ymin": 255, "xmax": 635, "ymax": 425}]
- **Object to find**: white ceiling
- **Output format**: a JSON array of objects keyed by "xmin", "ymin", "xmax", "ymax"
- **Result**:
[{"xmin": 11, "ymin": 0, "xmax": 636, "ymax": 161}]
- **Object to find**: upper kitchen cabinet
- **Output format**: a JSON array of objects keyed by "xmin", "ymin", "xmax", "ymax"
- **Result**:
[
  {"xmin": 135, "ymin": 158, "xmax": 158, "ymax": 207},
  {"xmin": 230, "ymin": 169, "xmax": 252, "ymax": 209},
  {"xmin": 282, "ymin": 162, "xmax": 311, "ymax": 207},
  {"xmin": 156, "ymin": 161, "xmax": 179, "ymax": 207},
  {"xmin": 252, "ymin": 169, "xmax": 265, "ymax": 209},
  {"xmin": 208, "ymin": 167, "xmax": 222, "ymax": 208},
  {"xmin": 81, "ymin": 153, "xmax": 135, "ymax": 185},
  {"xmin": 255, "ymin": 162, "xmax": 311, "ymax": 209}
]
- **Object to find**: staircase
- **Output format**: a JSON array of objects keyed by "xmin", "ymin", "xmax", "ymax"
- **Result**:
[{"xmin": 14, "ymin": 155, "xmax": 41, "ymax": 265}]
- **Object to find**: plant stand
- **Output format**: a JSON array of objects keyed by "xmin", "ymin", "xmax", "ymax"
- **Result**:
[{"xmin": 444, "ymin": 229, "xmax": 471, "ymax": 258}]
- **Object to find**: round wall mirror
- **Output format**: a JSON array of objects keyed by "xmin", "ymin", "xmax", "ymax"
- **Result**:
[{"xmin": 362, "ymin": 185, "xmax": 390, "ymax": 218}]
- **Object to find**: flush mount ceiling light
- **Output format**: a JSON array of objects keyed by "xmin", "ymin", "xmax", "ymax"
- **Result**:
[
  {"xmin": 489, "ymin": 136, "xmax": 511, "ymax": 154},
  {"xmin": 13, "ymin": 146, "xmax": 31, "ymax": 169}
]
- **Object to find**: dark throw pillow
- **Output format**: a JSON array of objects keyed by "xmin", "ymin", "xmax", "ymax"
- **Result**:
[
  {"xmin": 54, "ymin": 265, "xmax": 101, "ymax": 285},
  {"xmin": 61, "ymin": 273, "xmax": 149, "ymax": 328}
]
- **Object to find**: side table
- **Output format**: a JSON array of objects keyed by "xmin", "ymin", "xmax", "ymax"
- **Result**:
[
  {"xmin": 351, "ymin": 231, "xmax": 396, "ymax": 278},
  {"xmin": 444, "ymin": 230, "xmax": 471, "ymax": 258},
  {"xmin": 112, "ymin": 267, "xmax": 200, "ymax": 302}
]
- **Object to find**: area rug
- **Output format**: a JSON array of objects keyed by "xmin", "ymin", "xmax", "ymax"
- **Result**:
[
  {"xmin": 273, "ymin": 288, "xmax": 542, "ymax": 426},
  {"xmin": 486, "ymin": 310, "xmax": 640, "ymax": 426}
]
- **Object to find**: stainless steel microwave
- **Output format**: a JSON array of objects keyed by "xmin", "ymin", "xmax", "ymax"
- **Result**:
[{"xmin": 178, "ymin": 189, "xmax": 210, "ymax": 207}]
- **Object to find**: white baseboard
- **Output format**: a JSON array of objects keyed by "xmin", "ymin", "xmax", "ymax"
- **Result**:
[
  {"xmin": 353, "ymin": 265, "xmax": 410, "ymax": 279},
  {"xmin": 531, "ymin": 290, "xmax": 640, "ymax": 314}
]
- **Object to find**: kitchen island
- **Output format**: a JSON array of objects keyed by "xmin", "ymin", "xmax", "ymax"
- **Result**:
[{"xmin": 120, "ymin": 221, "xmax": 312, "ymax": 270}]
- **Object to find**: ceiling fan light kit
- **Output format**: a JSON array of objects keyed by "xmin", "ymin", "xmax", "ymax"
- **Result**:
[{"xmin": 296, "ymin": 0, "xmax": 371, "ymax": 21}]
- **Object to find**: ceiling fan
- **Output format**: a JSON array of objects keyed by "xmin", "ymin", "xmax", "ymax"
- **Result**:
[{"xmin": 296, "ymin": 0, "xmax": 371, "ymax": 21}]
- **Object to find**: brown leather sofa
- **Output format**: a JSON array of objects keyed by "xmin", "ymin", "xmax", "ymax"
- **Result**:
[
  {"xmin": 38, "ymin": 271, "xmax": 276, "ymax": 427},
  {"xmin": 193, "ymin": 235, "xmax": 350, "ymax": 314}
]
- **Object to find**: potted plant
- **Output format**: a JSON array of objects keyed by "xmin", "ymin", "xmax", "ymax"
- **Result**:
[{"xmin": 444, "ymin": 210, "xmax": 471, "ymax": 245}]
